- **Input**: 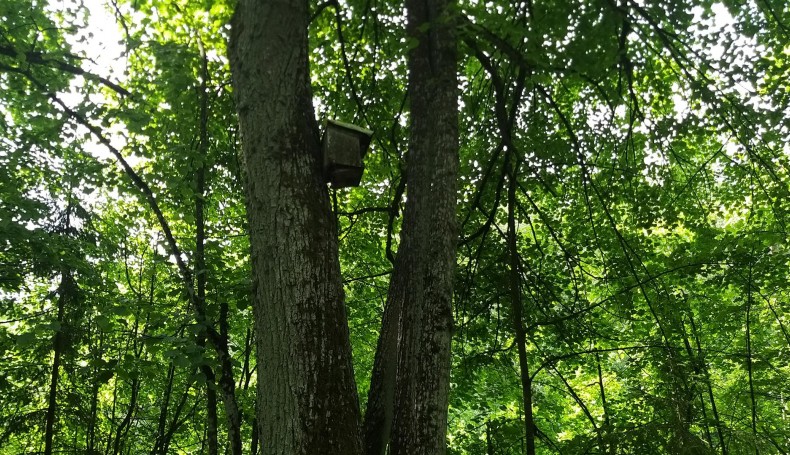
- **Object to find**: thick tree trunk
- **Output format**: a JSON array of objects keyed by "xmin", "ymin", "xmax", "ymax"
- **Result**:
[
  {"xmin": 388, "ymin": 0, "xmax": 459, "ymax": 453},
  {"xmin": 228, "ymin": 0, "xmax": 363, "ymax": 453}
]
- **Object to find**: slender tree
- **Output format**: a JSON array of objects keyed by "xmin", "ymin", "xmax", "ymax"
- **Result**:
[{"xmin": 43, "ymin": 270, "xmax": 73, "ymax": 455}]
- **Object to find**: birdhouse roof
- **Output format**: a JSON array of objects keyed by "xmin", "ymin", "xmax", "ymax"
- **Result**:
[{"xmin": 325, "ymin": 119, "xmax": 373, "ymax": 158}]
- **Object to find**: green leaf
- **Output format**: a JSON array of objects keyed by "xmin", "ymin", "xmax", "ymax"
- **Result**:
[{"xmin": 15, "ymin": 332, "xmax": 37, "ymax": 348}]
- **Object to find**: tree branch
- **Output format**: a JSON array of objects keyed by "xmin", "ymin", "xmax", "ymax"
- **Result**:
[{"xmin": 0, "ymin": 45, "xmax": 131, "ymax": 97}]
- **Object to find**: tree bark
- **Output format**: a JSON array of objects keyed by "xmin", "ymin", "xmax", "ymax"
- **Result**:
[
  {"xmin": 363, "ymin": 253, "xmax": 406, "ymax": 455},
  {"xmin": 216, "ymin": 300, "xmax": 243, "ymax": 455},
  {"xmin": 388, "ymin": 0, "xmax": 459, "ymax": 453},
  {"xmin": 228, "ymin": 0, "xmax": 363, "ymax": 453}
]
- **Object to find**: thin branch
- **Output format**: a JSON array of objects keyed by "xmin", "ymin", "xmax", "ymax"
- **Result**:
[
  {"xmin": 337, "ymin": 206, "xmax": 391, "ymax": 217},
  {"xmin": 0, "ymin": 45, "xmax": 131, "ymax": 97},
  {"xmin": 7, "ymin": 63, "xmax": 224, "ymax": 348},
  {"xmin": 310, "ymin": 0, "xmax": 337, "ymax": 23},
  {"xmin": 343, "ymin": 269, "xmax": 392, "ymax": 285},
  {"xmin": 0, "ymin": 310, "xmax": 55, "ymax": 324}
]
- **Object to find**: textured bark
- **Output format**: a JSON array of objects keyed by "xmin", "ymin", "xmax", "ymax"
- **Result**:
[
  {"xmin": 228, "ymin": 0, "xmax": 363, "ymax": 453},
  {"xmin": 388, "ymin": 0, "xmax": 459, "ymax": 453},
  {"xmin": 363, "ymin": 252, "xmax": 406, "ymax": 455},
  {"xmin": 215, "ymin": 301, "xmax": 243, "ymax": 455}
]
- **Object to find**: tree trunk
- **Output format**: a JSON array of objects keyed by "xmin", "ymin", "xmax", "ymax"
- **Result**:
[
  {"xmin": 150, "ymin": 363, "xmax": 175, "ymax": 455},
  {"xmin": 195, "ymin": 38, "xmax": 219, "ymax": 455},
  {"xmin": 204, "ymin": 365, "xmax": 220, "ymax": 455},
  {"xmin": 389, "ymin": 0, "xmax": 459, "ymax": 453},
  {"xmin": 363, "ymin": 254, "xmax": 406, "ymax": 455},
  {"xmin": 689, "ymin": 311, "xmax": 727, "ymax": 455},
  {"xmin": 216, "ymin": 300, "xmax": 243, "ymax": 455},
  {"xmin": 111, "ymin": 377, "xmax": 139, "ymax": 455},
  {"xmin": 596, "ymin": 352, "xmax": 613, "ymax": 455},
  {"xmin": 486, "ymin": 420, "xmax": 495, "ymax": 455},
  {"xmin": 161, "ymin": 379, "xmax": 195, "ymax": 455},
  {"xmin": 44, "ymin": 271, "xmax": 72, "ymax": 455},
  {"xmin": 88, "ymin": 331, "xmax": 104, "ymax": 455},
  {"xmin": 228, "ymin": 0, "xmax": 363, "ymax": 453},
  {"xmin": 250, "ymin": 417, "xmax": 259, "ymax": 455},
  {"xmin": 506, "ymin": 160, "xmax": 535, "ymax": 455},
  {"xmin": 195, "ymin": 38, "xmax": 244, "ymax": 455},
  {"xmin": 746, "ymin": 264, "xmax": 759, "ymax": 454}
]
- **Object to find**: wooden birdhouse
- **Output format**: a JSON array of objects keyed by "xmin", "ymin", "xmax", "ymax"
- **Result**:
[{"xmin": 321, "ymin": 119, "xmax": 373, "ymax": 188}]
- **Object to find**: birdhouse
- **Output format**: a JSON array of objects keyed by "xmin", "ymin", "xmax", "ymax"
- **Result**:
[{"xmin": 321, "ymin": 119, "xmax": 373, "ymax": 188}]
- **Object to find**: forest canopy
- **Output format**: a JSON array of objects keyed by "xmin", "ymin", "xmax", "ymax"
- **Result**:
[{"xmin": 1, "ymin": 0, "xmax": 789, "ymax": 453}]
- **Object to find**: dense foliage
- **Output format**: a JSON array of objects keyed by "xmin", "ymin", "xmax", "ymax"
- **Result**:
[{"xmin": 1, "ymin": 0, "xmax": 788, "ymax": 453}]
